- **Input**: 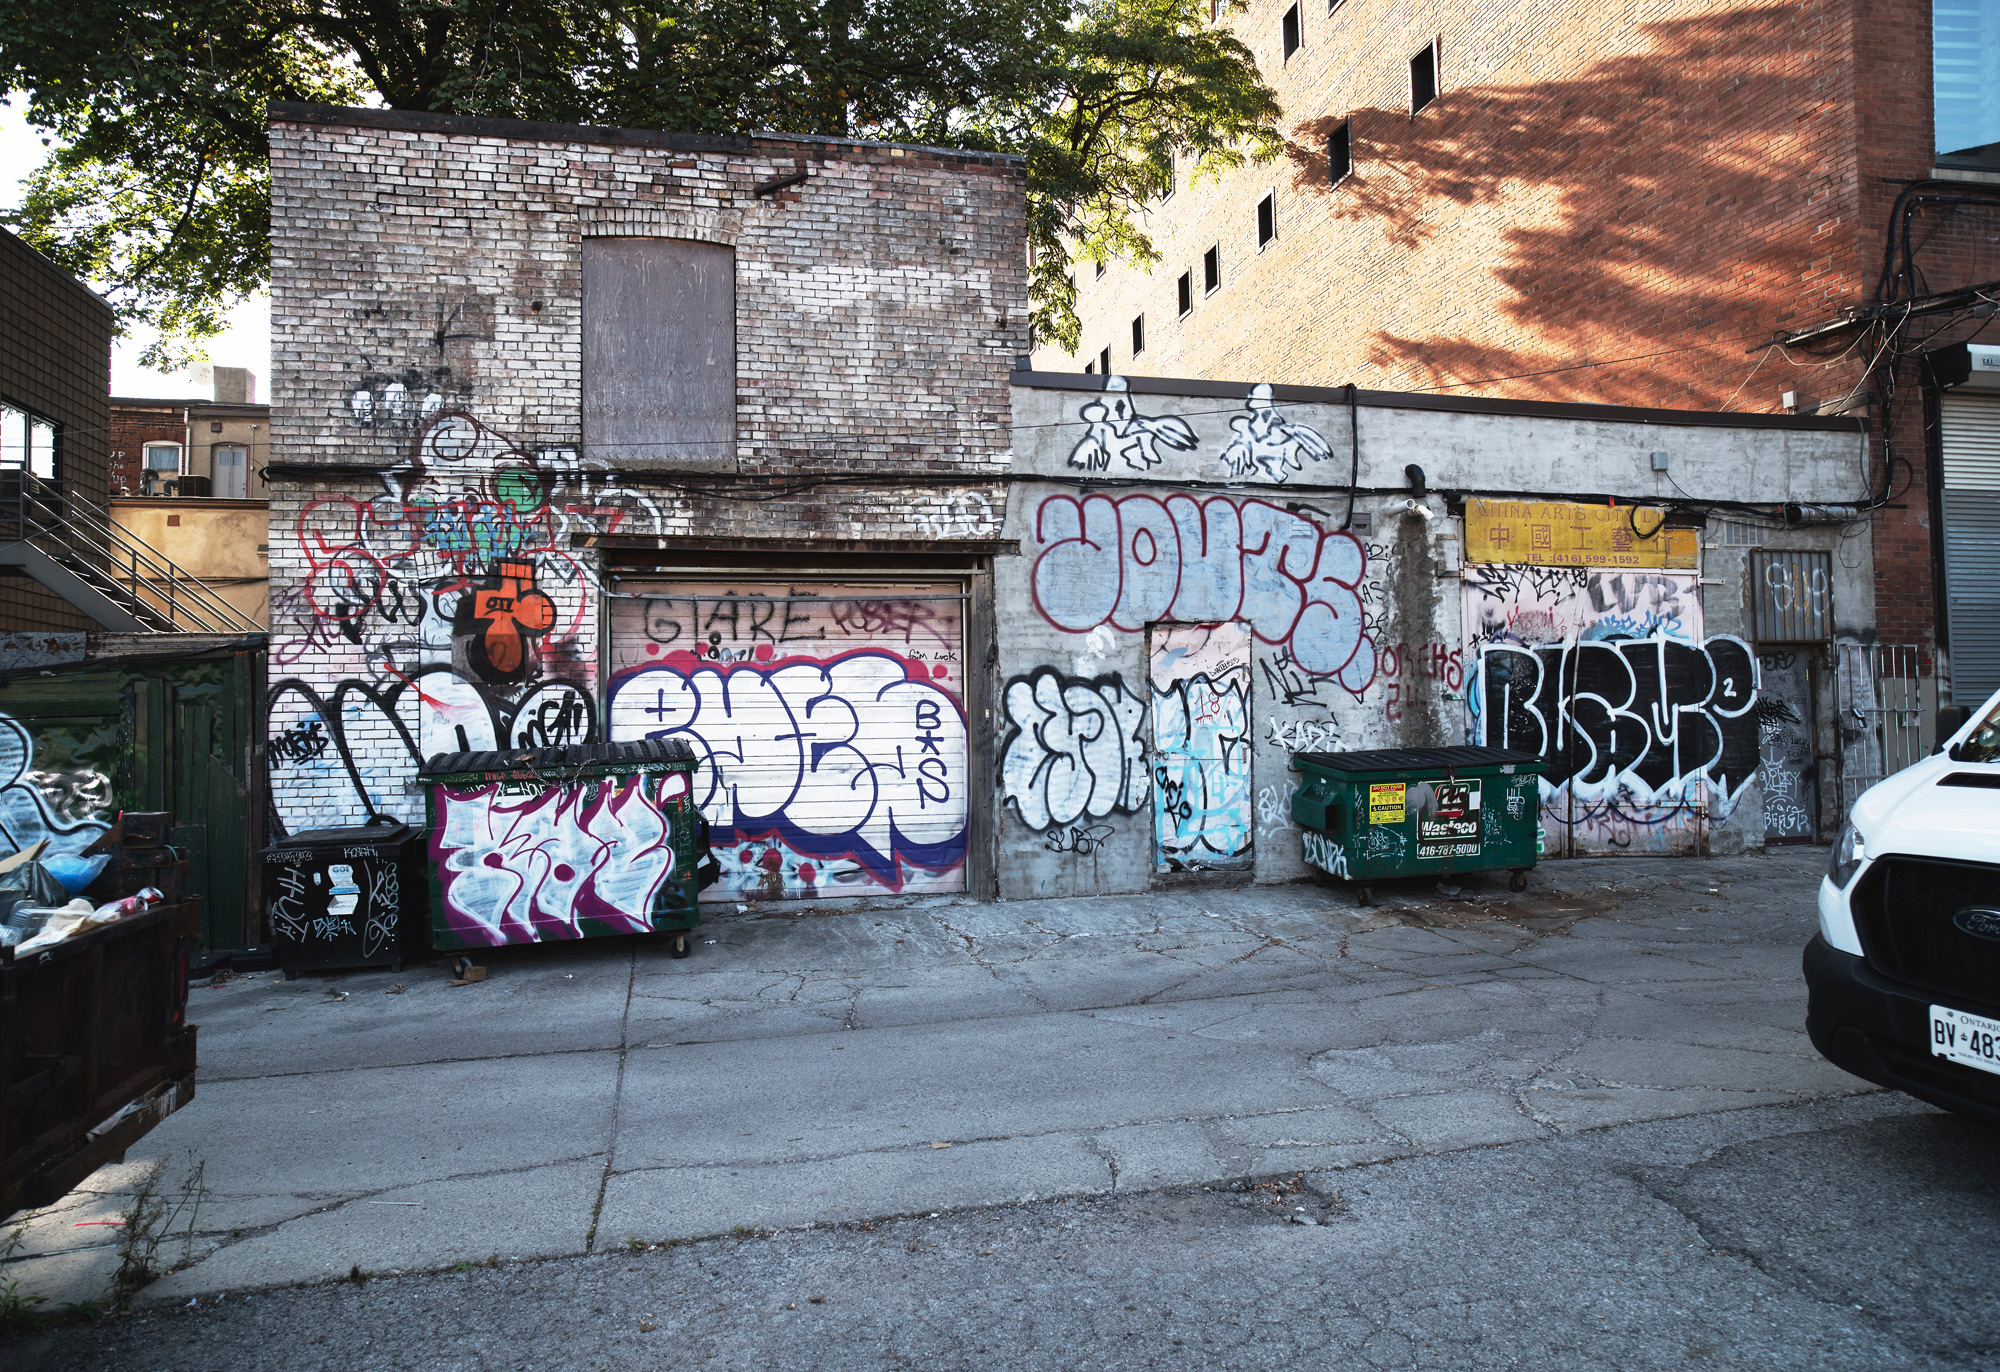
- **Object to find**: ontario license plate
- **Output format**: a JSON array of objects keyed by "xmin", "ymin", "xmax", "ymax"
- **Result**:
[{"xmin": 1930, "ymin": 1004, "xmax": 2000, "ymax": 1077}]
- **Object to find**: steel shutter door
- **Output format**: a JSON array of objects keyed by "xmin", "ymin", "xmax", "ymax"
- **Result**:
[
  {"xmin": 606, "ymin": 581, "xmax": 968, "ymax": 900},
  {"xmin": 1942, "ymin": 394, "xmax": 2000, "ymax": 703}
]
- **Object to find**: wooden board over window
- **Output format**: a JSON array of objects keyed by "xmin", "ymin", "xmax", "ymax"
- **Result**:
[{"xmin": 1463, "ymin": 498, "xmax": 1698, "ymax": 569}]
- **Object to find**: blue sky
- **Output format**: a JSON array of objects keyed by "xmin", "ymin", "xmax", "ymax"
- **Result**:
[{"xmin": 1, "ymin": 99, "xmax": 270, "ymax": 400}]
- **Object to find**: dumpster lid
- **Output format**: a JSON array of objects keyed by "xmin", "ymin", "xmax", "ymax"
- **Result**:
[
  {"xmin": 1291, "ymin": 746, "xmax": 1544, "ymax": 773},
  {"xmin": 263, "ymin": 817, "xmax": 414, "ymax": 853},
  {"xmin": 419, "ymin": 736, "xmax": 698, "ymax": 778}
]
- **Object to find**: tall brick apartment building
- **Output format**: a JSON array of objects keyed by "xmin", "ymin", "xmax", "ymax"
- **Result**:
[
  {"xmin": 1035, "ymin": 0, "xmax": 2000, "ymax": 703},
  {"xmin": 264, "ymin": 104, "xmax": 1027, "ymax": 903}
]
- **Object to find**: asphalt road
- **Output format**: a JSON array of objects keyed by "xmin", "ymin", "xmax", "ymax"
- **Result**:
[{"xmin": 13, "ymin": 1092, "xmax": 1996, "ymax": 1370}]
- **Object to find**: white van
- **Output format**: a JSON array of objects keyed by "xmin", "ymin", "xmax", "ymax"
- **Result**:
[{"xmin": 1806, "ymin": 690, "xmax": 2000, "ymax": 1123}]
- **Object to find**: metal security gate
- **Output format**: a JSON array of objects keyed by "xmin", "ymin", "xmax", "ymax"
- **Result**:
[
  {"xmin": 1834, "ymin": 642, "xmax": 1934, "ymax": 816},
  {"xmin": 604, "ymin": 579, "xmax": 971, "ymax": 901},
  {"xmin": 1941, "ymin": 392, "xmax": 2000, "ymax": 703}
]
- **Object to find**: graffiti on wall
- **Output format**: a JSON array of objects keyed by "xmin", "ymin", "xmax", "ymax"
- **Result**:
[
  {"xmin": 1756, "ymin": 651, "xmax": 1817, "ymax": 841},
  {"xmin": 999, "ymin": 668, "xmax": 1150, "ymax": 836},
  {"xmin": 607, "ymin": 648, "xmax": 968, "ymax": 897},
  {"xmin": 268, "ymin": 410, "xmax": 639, "ymax": 837},
  {"xmin": 1067, "ymin": 377, "xmax": 1198, "ymax": 473},
  {"xmin": 1150, "ymin": 622, "xmax": 1253, "ymax": 871},
  {"xmin": 1031, "ymin": 494, "xmax": 1377, "ymax": 691},
  {"xmin": 0, "ymin": 712, "xmax": 111, "ymax": 857},
  {"xmin": 1463, "ymin": 564, "xmax": 1700, "ymax": 647},
  {"xmin": 1472, "ymin": 635, "xmax": 1761, "ymax": 844},
  {"xmin": 1219, "ymin": 385, "xmax": 1332, "ymax": 483},
  {"xmin": 432, "ymin": 771, "xmax": 688, "ymax": 945}
]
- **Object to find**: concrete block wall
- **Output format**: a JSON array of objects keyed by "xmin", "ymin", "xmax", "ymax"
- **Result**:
[
  {"xmin": 266, "ymin": 107, "xmax": 1026, "ymax": 844},
  {"xmin": 994, "ymin": 374, "xmax": 1873, "ymax": 900}
]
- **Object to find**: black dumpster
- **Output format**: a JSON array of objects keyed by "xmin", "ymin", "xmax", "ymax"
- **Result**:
[
  {"xmin": 1290, "ymin": 746, "xmax": 1546, "ymax": 904},
  {"xmin": 262, "ymin": 819, "xmax": 428, "ymax": 978}
]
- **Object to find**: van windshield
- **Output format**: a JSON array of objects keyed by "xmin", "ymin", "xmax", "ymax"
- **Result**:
[{"xmin": 1955, "ymin": 698, "xmax": 2000, "ymax": 764}]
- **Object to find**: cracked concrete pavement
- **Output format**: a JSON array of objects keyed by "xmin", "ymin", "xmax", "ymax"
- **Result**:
[{"xmin": 4, "ymin": 846, "xmax": 1874, "ymax": 1316}]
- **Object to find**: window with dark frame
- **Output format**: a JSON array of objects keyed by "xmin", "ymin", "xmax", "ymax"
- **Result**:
[
  {"xmin": 1410, "ymin": 38, "xmax": 1438, "ymax": 114},
  {"xmin": 1084, "ymin": 359, "xmax": 1096, "ymax": 375},
  {"xmin": 1099, "ymin": 346, "xmax": 1112, "ymax": 375},
  {"xmin": 1256, "ymin": 192, "xmax": 1276, "ymax": 248},
  {"xmin": 1131, "ymin": 315, "xmax": 1146, "ymax": 355},
  {"xmin": 1095, "ymin": 258, "xmax": 1107, "ymax": 279},
  {"xmin": 1162, "ymin": 160, "xmax": 1176, "ymax": 201},
  {"xmin": 1281, "ymin": 3, "xmax": 1300, "ymax": 58},
  {"xmin": 1328, "ymin": 120, "xmax": 1351, "ymax": 184},
  {"xmin": 1178, "ymin": 271, "xmax": 1193, "ymax": 317},
  {"xmin": 1203, "ymin": 245, "xmax": 1221, "ymax": 294}
]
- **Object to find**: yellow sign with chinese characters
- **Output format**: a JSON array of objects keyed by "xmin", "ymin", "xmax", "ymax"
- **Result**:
[
  {"xmin": 1463, "ymin": 499, "xmax": 1698, "ymax": 569},
  {"xmin": 1367, "ymin": 782, "xmax": 1407, "ymax": 825}
]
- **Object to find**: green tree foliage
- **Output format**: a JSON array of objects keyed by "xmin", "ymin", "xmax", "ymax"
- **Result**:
[{"xmin": 0, "ymin": 0, "xmax": 1279, "ymax": 360}]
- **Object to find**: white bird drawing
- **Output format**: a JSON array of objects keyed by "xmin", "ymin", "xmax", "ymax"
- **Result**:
[
  {"xmin": 1219, "ymin": 383, "xmax": 1332, "ymax": 482},
  {"xmin": 1066, "ymin": 376, "xmax": 1199, "ymax": 473}
]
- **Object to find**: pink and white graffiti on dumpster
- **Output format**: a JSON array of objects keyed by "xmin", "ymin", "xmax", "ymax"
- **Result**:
[{"xmin": 431, "ymin": 771, "xmax": 687, "ymax": 945}]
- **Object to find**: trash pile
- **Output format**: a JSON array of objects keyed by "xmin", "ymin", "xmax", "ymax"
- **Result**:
[{"xmin": 0, "ymin": 812, "xmax": 183, "ymax": 955}]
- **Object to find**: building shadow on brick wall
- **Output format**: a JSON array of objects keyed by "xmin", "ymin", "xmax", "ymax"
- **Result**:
[{"xmin": 1280, "ymin": 5, "xmax": 1863, "ymax": 407}]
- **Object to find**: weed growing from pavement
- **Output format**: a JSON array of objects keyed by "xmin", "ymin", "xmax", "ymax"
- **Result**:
[
  {"xmin": 0, "ymin": 1226, "xmax": 46, "ymax": 1332},
  {"xmin": 114, "ymin": 1152, "xmax": 210, "ymax": 1304}
]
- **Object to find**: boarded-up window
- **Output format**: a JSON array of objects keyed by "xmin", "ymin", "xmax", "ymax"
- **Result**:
[{"xmin": 582, "ymin": 238, "xmax": 736, "ymax": 470}]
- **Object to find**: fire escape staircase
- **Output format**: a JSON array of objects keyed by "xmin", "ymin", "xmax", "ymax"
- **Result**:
[{"xmin": 0, "ymin": 472, "xmax": 262, "ymax": 634}]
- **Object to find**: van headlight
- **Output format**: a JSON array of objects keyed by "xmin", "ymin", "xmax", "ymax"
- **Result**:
[{"xmin": 1829, "ymin": 822, "xmax": 1867, "ymax": 888}]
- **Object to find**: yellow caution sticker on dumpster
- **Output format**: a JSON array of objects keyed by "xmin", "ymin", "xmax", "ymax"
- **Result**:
[{"xmin": 1368, "ymin": 783, "xmax": 1407, "ymax": 825}]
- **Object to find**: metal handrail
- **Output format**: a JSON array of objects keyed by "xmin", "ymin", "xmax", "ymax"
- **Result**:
[{"xmin": 0, "ymin": 471, "xmax": 262, "ymax": 634}]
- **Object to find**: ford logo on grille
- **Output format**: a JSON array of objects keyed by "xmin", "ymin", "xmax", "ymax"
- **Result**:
[{"xmin": 1952, "ymin": 907, "xmax": 2000, "ymax": 942}]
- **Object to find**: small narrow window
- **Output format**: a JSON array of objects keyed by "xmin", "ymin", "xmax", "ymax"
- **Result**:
[
  {"xmin": 1256, "ymin": 192, "xmax": 1276, "ymax": 248},
  {"xmin": 1095, "ymin": 259, "xmax": 1107, "ymax": 280},
  {"xmin": 1178, "ymin": 271, "xmax": 1194, "ymax": 317},
  {"xmin": 1132, "ymin": 315, "xmax": 1146, "ymax": 356},
  {"xmin": 1410, "ymin": 38, "xmax": 1439, "ymax": 114},
  {"xmin": 1204, "ymin": 245, "xmax": 1221, "ymax": 294},
  {"xmin": 1281, "ymin": 4, "xmax": 1300, "ymax": 58},
  {"xmin": 1209, "ymin": 0, "xmax": 1224, "ymax": 21},
  {"xmin": 1084, "ymin": 359, "xmax": 1096, "ymax": 375},
  {"xmin": 1328, "ymin": 120, "xmax": 1352, "ymax": 184},
  {"xmin": 1099, "ymin": 346, "xmax": 1113, "ymax": 375}
]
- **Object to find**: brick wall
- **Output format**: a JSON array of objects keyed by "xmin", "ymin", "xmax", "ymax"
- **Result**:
[
  {"xmin": 0, "ymin": 227, "xmax": 114, "ymax": 632},
  {"xmin": 265, "ymin": 106, "xmax": 1026, "ymax": 840},
  {"xmin": 1035, "ymin": 0, "xmax": 2000, "ymax": 658},
  {"xmin": 108, "ymin": 403, "xmax": 185, "ymax": 496}
]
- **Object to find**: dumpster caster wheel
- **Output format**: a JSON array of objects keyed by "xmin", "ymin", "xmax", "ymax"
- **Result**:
[
  {"xmin": 283, "ymin": 969, "xmax": 299, "ymax": 981},
  {"xmin": 1355, "ymin": 885, "xmax": 1374, "ymax": 907},
  {"xmin": 670, "ymin": 932, "xmax": 692, "ymax": 959},
  {"xmin": 1509, "ymin": 870, "xmax": 1529, "ymax": 893}
]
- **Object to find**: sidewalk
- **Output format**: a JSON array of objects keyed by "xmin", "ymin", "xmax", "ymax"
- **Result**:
[{"xmin": 5, "ymin": 846, "xmax": 1863, "ymax": 1311}]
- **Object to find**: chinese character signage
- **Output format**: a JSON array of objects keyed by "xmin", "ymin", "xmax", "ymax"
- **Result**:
[{"xmin": 1463, "ymin": 499, "xmax": 1698, "ymax": 569}]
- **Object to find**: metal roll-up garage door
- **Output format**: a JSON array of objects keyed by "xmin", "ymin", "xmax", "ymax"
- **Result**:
[
  {"xmin": 1942, "ymin": 392, "xmax": 2000, "ymax": 703},
  {"xmin": 605, "ymin": 579, "xmax": 969, "ymax": 900}
]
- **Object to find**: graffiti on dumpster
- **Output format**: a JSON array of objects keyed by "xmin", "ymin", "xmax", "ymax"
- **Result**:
[{"xmin": 431, "ymin": 774, "xmax": 685, "ymax": 944}]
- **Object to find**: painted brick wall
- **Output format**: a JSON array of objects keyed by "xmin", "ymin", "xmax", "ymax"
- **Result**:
[
  {"xmin": 266, "ymin": 108, "xmax": 1026, "ymax": 840},
  {"xmin": 1033, "ymin": 0, "xmax": 2000, "ymax": 659}
]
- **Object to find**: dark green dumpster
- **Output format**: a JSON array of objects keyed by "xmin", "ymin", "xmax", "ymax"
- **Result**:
[
  {"xmin": 418, "ymin": 739, "xmax": 714, "ymax": 957},
  {"xmin": 1290, "ymin": 746, "xmax": 1545, "ymax": 904}
]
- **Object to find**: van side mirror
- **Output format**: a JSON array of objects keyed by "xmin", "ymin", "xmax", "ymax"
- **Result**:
[{"xmin": 1936, "ymin": 704, "xmax": 1973, "ymax": 754}]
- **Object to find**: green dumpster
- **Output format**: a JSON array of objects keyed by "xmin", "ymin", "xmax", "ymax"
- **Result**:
[
  {"xmin": 419, "ymin": 738, "xmax": 713, "ymax": 958},
  {"xmin": 1290, "ymin": 746, "xmax": 1545, "ymax": 904}
]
